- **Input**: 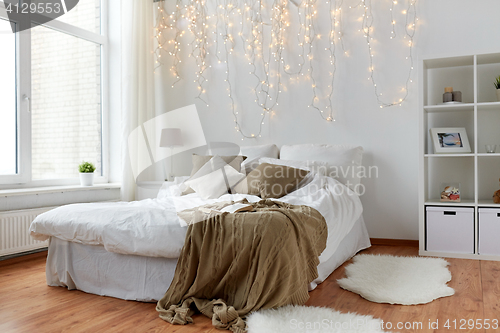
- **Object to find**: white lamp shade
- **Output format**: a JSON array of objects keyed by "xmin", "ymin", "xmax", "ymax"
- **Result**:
[{"xmin": 160, "ymin": 128, "xmax": 183, "ymax": 147}]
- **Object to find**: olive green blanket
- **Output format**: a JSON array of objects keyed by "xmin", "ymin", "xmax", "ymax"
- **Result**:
[{"xmin": 156, "ymin": 199, "xmax": 327, "ymax": 332}]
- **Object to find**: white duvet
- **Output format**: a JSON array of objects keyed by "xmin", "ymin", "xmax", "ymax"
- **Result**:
[{"xmin": 30, "ymin": 173, "xmax": 363, "ymax": 261}]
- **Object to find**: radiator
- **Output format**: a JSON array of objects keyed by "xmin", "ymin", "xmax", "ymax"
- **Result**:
[{"xmin": 0, "ymin": 207, "xmax": 53, "ymax": 257}]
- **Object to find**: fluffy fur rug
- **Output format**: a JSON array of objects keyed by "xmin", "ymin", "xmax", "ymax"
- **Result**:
[
  {"xmin": 246, "ymin": 305, "xmax": 389, "ymax": 333},
  {"xmin": 337, "ymin": 254, "xmax": 455, "ymax": 305}
]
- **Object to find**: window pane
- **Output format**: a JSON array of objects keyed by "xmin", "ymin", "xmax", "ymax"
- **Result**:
[
  {"xmin": 0, "ymin": 19, "xmax": 17, "ymax": 175},
  {"xmin": 31, "ymin": 25, "xmax": 102, "ymax": 180},
  {"xmin": 58, "ymin": 0, "xmax": 101, "ymax": 34}
]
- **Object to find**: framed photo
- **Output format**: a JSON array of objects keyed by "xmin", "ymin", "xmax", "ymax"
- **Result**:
[
  {"xmin": 430, "ymin": 127, "xmax": 471, "ymax": 154},
  {"xmin": 440, "ymin": 182, "xmax": 461, "ymax": 202}
]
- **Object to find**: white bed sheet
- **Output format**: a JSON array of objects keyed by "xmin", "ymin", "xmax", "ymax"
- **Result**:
[
  {"xmin": 30, "ymin": 173, "xmax": 363, "ymax": 263},
  {"xmin": 46, "ymin": 216, "xmax": 370, "ymax": 302}
]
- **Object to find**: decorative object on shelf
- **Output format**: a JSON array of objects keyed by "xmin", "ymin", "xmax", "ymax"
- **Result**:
[
  {"xmin": 430, "ymin": 127, "xmax": 471, "ymax": 154},
  {"xmin": 442, "ymin": 87, "xmax": 462, "ymax": 103},
  {"xmin": 160, "ymin": 128, "xmax": 183, "ymax": 181},
  {"xmin": 494, "ymin": 179, "xmax": 500, "ymax": 204},
  {"xmin": 452, "ymin": 90, "xmax": 462, "ymax": 102},
  {"xmin": 485, "ymin": 144, "xmax": 497, "ymax": 153},
  {"xmin": 495, "ymin": 75, "xmax": 500, "ymax": 101},
  {"xmin": 78, "ymin": 161, "xmax": 96, "ymax": 186},
  {"xmin": 443, "ymin": 87, "xmax": 453, "ymax": 103},
  {"xmin": 440, "ymin": 183, "xmax": 461, "ymax": 202}
]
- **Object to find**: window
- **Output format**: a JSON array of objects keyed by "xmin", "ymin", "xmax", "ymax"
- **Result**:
[
  {"xmin": 0, "ymin": 18, "xmax": 16, "ymax": 176},
  {"xmin": 31, "ymin": 26, "xmax": 102, "ymax": 180},
  {"xmin": 0, "ymin": 1, "xmax": 107, "ymax": 186}
]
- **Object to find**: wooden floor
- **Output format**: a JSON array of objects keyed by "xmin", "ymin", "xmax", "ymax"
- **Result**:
[{"xmin": 1, "ymin": 245, "xmax": 499, "ymax": 332}]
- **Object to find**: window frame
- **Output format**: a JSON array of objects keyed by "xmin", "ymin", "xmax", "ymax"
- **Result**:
[{"xmin": 0, "ymin": 1, "xmax": 109, "ymax": 188}]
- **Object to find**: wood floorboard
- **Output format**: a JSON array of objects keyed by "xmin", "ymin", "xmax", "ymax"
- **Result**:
[
  {"xmin": 434, "ymin": 258, "xmax": 484, "ymax": 333},
  {"xmin": 480, "ymin": 260, "xmax": 500, "ymax": 332},
  {"xmin": 1, "ymin": 246, "xmax": 498, "ymax": 332}
]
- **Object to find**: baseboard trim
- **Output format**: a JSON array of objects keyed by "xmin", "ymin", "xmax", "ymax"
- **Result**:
[
  {"xmin": 0, "ymin": 248, "xmax": 48, "ymax": 267},
  {"xmin": 370, "ymin": 238, "xmax": 418, "ymax": 247}
]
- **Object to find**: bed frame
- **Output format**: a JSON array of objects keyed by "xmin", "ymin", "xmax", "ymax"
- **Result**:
[{"xmin": 45, "ymin": 216, "xmax": 370, "ymax": 301}]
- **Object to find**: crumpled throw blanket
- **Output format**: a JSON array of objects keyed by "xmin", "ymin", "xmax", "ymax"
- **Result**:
[{"xmin": 156, "ymin": 199, "xmax": 328, "ymax": 332}]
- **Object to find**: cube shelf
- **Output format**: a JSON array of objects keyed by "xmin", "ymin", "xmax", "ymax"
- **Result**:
[{"xmin": 419, "ymin": 51, "xmax": 500, "ymax": 260}]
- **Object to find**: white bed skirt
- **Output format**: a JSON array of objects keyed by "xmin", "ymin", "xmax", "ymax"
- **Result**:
[{"xmin": 46, "ymin": 216, "xmax": 370, "ymax": 302}]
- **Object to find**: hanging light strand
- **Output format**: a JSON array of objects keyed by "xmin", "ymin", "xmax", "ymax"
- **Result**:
[
  {"xmin": 186, "ymin": 0, "xmax": 210, "ymax": 106},
  {"xmin": 362, "ymin": 0, "xmax": 417, "ymax": 108},
  {"xmin": 153, "ymin": 2, "xmax": 169, "ymax": 72},
  {"xmin": 222, "ymin": 0, "xmax": 261, "ymax": 139},
  {"xmin": 390, "ymin": 0, "xmax": 397, "ymax": 39},
  {"xmin": 168, "ymin": 1, "xmax": 185, "ymax": 87},
  {"xmin": 153, "ymin": 0, "xmax": 418, "ymax": 139},
  {"xmin": 282, "ymin": 0, "xmax": 306, "ymax": 76}
]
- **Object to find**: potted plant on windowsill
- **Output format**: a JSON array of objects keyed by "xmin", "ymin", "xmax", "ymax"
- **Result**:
[
  {"xmin": 495, "ymin": 75, "xmax": 500, "ymax": 101},
  {"xmin": 79, "ymin": 161, "xmax": 96, "ymax": 186}
]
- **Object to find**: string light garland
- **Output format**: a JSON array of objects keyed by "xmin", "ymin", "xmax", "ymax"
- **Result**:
[
  {"xmin": 153, "ymin": 0, "xmax": 418, "ymax": 138},
  {"xmin": 153, "ymin": 4, "xmax": 169, "ymax": 71},
  {"xmin": 154, "ymin": 0, "xmax": 186, "ymax": 87},
  {"xmin": 360, "ymin": 0, "xmax": 417, "ymax": 108},
  {"xmin": 390, "ymin": 0, "xmax": 397, "ymax": 39},
  {"xmin": 186, "ymin": 0, "xmax": 210, "ymax": 106}
]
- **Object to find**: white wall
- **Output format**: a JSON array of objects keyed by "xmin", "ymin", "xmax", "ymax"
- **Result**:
[{"xmin": 151, "ymin": 0, "xmax": 500, "ymax": 240}]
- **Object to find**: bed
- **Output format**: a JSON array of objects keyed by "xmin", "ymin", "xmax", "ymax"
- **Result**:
[{"xmin": 30, "ymin": 143, "xmax": 370, "ymax": 303}]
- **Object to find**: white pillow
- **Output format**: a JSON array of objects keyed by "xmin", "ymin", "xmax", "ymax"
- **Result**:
[
  {"xmin": 279, "ymin": 144, "xmax": 363, "ymax": 189},
  {"xmin": 180, "ymin": 155, "xmax": 239, "ymax": 195},
  {"xmin": 184, "ymin": 164, "xmax": 246, "ymax": 199},
  {"xmin": 186, "ymin": 155, "xmax": 232, "ymax": 182},
  {"xmin": 240, "ymin": 144, "xmax": 279, "ymax": 174}
]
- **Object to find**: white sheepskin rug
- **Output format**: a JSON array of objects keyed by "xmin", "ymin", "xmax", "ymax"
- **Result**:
[
  {"xmin": 337, "ymin": 254, "xmax": 455, "ymax": 305},
  {"xmin": 246, "ymin": 305, "xmax": 390, "ymax": 333}
]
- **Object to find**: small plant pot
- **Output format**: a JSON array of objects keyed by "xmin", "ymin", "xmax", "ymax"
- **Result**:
[
  {"xmin": 496, "ymin": 89, "xmax": 500, "ymax": 102},
  {"xmin": 79, "ymin": 173, "xmax": 95, "ymax": 186}
]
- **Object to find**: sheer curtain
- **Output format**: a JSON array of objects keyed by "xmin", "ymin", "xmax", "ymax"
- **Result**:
[{"xmin": 121, "ymin": 0, "xmax": 156, "ymax": 201}]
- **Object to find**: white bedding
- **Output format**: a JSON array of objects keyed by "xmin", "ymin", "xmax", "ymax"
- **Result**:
[
  {"xmin": 45, "ymin": 216, "xmax": 370, "ymax": 301},
  {"xmin": 30, "ymin": 173, "xmax": 363, "ymax": 262}
]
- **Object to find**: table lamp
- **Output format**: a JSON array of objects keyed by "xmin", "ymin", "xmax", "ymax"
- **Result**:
[{"xmin": 160, "ymin": 128, "xmax": 183, "ymax": 181}]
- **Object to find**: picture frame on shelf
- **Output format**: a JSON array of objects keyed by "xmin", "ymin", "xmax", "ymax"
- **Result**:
[
  {"xmin": 430, "ymin": 127, "xmax": 471, "ymax": 154},
  {"xmin": 440, "ymin": 182, "xmax": 461, "ymax": 202}
]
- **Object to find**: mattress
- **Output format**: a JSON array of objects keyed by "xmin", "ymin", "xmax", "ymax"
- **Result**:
[{"xmin": 46, "ymin": 215, "xmax": 370, "ymax": 302}]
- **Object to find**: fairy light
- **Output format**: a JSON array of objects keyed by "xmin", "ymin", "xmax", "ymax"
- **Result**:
[
  {"xmin": 390, "ymin": 0, "xmax": 397, "ymax": 39},
  {"xmin": 153, "ymin": 0, "xmax": 185, "ymax": 86},
  {"xmin": 154, "ymin": 0, "xmax": 418, "ymax": 138},
  {"xmin": 153, "ymin": 3, "xmax": 169, "ymax": 72},
  {"xmin": 186, "ymin": 0, "xmax": 210, "ymax": 106},
  {"xmin": 282, "ymin": 1, "xmax": 306, "ymax": 76},
  {"xmin": 334, "ymin": 3, "xmax": 346, "ymax": 53},
  {"xmin": 360, "ymin": 0, "xmax": 417, "ymax": 108}
]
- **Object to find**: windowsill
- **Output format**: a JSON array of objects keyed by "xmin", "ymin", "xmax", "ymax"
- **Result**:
[{"xmin": 0, "ymin": 183, "xmax": 121, "ymax": 197}]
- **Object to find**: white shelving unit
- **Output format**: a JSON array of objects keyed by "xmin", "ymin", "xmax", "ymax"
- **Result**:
[{"xmin": 419, "ymin": 51, "xmax": 500, "ymax": 260}]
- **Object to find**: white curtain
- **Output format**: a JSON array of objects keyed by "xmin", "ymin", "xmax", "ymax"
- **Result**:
[{"xmin": 121, "ymin": 0, "xmax": 156, "ymax": 201}]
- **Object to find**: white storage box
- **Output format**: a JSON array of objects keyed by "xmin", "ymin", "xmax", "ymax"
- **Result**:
[
  {"xmin": 426, "ymin": 206, "xmax": 474, "ymax": 254},
  {"xmin": 479, "ymin": 208, "xmax": 500, "ymax": 255}
]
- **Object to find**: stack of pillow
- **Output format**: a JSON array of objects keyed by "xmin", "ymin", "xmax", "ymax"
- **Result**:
[
  {"xmin": 182, "ymin": 155, "xmax": 246, "ymax": 199},
  {"xmin": 178, "ymin": 143, "xmax": 363, "ymax": 200}
]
